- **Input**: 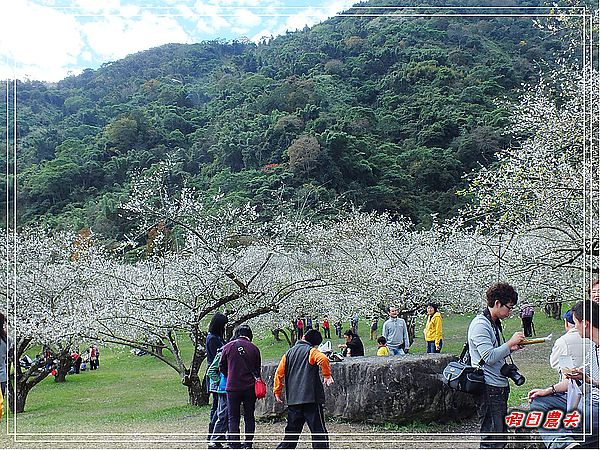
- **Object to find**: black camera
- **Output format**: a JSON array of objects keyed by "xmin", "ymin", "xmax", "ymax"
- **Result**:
[{"xmin": 501, "ymin": 363, "xmax": 525, "ymax": 386}]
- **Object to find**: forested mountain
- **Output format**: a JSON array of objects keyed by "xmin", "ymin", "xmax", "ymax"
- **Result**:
[{"xmin": 1, "ymin": 0, "xmax": 575, "ymax": 238}]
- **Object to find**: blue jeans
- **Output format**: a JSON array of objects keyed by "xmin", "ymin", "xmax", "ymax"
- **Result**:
[
  {"xmin": 530, "ymin": 392, "xmax": 599, "ymax": 448},
  {"xmin": 389, "ymin": 346, "xmax": 404, "ymax": 355},
  {"xmin": 427, "ymin": 341, "xmax": 442, "ymax": 353},
  {"xmin": 208, "ymin": 387, "xmax": 219, "ymax": 439}
]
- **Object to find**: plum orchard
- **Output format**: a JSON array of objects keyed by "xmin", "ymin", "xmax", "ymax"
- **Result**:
[
  {"xmin": 1, "ymin": 230, "xmax": 102, "ymax": 412},
  {"xmin": 463, "ymin": 64, "xmax": 599, "ymax": 293},
  {"xmin": 2, "ymin": 65, "xmax": 594, "ymax": 412}
]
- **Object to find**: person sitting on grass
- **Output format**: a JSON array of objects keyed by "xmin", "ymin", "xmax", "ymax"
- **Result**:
[
  {"xmin": 274, "ymin": 329, "xmax": 334, "ymax": 449},
  {"xmin": 528, "ymin": 299, "xmax": 599, "ymax": 449},
  {"xmin": 376, "ymin": 336, "xmax": 389, "ymax": 356}
]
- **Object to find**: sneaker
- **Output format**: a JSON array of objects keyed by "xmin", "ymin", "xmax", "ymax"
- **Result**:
[{"xmin": 207, "ymin": 442, "xmax": 223, "ymax": 449}]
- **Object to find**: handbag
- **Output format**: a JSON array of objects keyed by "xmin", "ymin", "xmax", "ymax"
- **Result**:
[
  {"xmin": 254, "ymin": 377, "xmax": 267, "ymax": 399},
  {"xmin": 236, "ymin": 341, "xmax": 266, "ymax": 399},
  {"xmin": 443, "ymin": 342, "xmax": 486, "ymax": 395}
]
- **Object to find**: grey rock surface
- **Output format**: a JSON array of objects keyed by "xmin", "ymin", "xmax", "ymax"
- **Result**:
[{"xmin": 256, "ymin": 354, "xmax": 476, "ymax": 424}]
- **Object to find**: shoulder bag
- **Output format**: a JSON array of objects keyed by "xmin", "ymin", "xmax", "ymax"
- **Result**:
[{"xmin": 442, "ymin": 342, "xmax": 485, "ymax": 395}]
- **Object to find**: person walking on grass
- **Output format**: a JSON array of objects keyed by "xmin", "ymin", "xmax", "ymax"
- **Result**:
[
  {"xmin": 207, "ymin": 347, "xmax": 229, "ymax": 449},
  {"xmin": 274, "ymin": 329, "xmax": 334, "ymax": 449},
  {"xmin": 370, "ymin": 317, "xmax": 378, "ymax": 340},
  {"xmin": 322, "ymin": 317, "xmax": 330, "ymax": 339},
  {"xmin": 219, "ymin": 324, "xmax": 261, "ymax": 449}
]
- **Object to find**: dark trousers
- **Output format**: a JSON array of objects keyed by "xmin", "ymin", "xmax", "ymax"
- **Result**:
[
  {"xmin": 75, "ymin": 357, "xmax": 81, "ymax": 374},
  {"xmin": 227, "ymin": 388, "xmax": 256, "ymax": 448},
  {"xmin": 211, "ymin": 393, "xmax": 229, "ymax": 442},
  {"xmin": 323, "ymin": 327, "xmax": 330, "ymax": 339},
  {"xmin": 208, "ymin": 390, "xmax": 219, "ymax": 440},
  {"xmin": 276, "ymin": 403, "xmax": 329, "ymax": 449},
  {"xmin": 521, "ymin": 317, "xmax": 533, "ymax": 337},
  {"xmin": 475, "ymin": 385, "xmax": 509, "ymax": 449},
  {"xmin": 426, "ymin": 340, "xmax": 443, "ymax": 353}
]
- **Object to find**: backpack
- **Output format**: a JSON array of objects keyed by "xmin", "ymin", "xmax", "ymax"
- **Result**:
[{"xmin": 520, "ymin": 306, "xmax": 534, "ymax": 318}]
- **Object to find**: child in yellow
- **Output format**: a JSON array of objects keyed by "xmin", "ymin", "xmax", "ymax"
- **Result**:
[
  {"xmin": 376, "ymin": 336, "xmax": 389, "ymax": 356},
  {"xmin": 424, "ymin": 302, "xmax": 443, "ymax": 353}
]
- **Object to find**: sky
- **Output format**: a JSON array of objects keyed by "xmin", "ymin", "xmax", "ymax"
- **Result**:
[{"xmin": 1, "ymin": 0, "xmax": 357, "ymax": 82}]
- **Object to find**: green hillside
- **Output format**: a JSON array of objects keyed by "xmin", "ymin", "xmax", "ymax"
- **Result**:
[{"xmin": 1, "ymin": 0, "xmax": 574, "ymax": 238}]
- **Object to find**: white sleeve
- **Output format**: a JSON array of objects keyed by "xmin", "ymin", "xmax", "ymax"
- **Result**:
[{"xmin": 549, "ymin": 338, "xmax": 567, "ymax": 372}]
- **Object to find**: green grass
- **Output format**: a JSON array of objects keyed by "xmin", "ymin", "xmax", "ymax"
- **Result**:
[{"xmin": 1, "ymin": 308, "xmax": 568, "ymax": 435}]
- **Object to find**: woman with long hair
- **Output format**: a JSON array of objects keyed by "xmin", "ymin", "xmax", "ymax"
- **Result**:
[{"xmin": 206, "ymin": 312, "xmax": 228, "ymax": 443}]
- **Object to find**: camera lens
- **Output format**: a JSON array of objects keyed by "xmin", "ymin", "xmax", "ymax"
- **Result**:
[{"xmin": 512, "ymin": 372, "xmax": 526, "ymax": 386}]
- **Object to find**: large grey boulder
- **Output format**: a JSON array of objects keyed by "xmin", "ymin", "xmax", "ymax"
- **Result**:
[{"xmin": 256, "ymin": 354, "xmax": 476, "ymax": 424}]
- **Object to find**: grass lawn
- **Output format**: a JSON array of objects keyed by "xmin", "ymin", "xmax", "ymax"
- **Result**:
[{"xmin": 1, "ymin": 307, "xmax": 568, "ymax": 439}]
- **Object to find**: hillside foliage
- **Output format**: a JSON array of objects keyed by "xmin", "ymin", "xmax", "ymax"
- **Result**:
[{"xmin": 0, "ymin": 0, "xmax": 575, "ymax": 240}]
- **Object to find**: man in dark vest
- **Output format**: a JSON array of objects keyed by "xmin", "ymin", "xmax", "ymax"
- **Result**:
[{"xmin": 273, "ymin": 329, "xmax": 334, "ymax": 449}]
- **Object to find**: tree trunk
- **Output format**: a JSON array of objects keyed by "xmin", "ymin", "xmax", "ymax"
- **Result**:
[
  {"xmin": 186, "ymin": 375, "xmax": 209, "ymax": 406},
  {"xmin": 543, "ymin": 301, "xmax": 562, "ymax": 320},
  {"xmin": 272, "ymin": 328, "xmax": 292, "ymax": 347},
  {"xmin": 54, "ymin": 353, "xmax": 72, "ymax": 382},
  {"xmin": 9, "ymin": 382, "xmax": 31, "ymax": 414},
  {"xmin": 401, "ymin": 313, "xmax": 416, "ymax": 344}
]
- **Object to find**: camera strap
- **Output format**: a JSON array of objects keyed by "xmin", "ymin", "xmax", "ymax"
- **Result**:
[{"xmin": 483, "ymin": 308, "xmax": 516, "ymax": 365}]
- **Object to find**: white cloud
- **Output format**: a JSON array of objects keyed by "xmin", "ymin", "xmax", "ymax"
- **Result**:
[
  {"xmin": 0, "ymin": 0, "xmax": 359, "ymax": 81},
  {"xmin": 251, "ymin": 0, "xmax": 355, "ymax": 42},
  {"xmin": 71, "ymin": 0, "xmax": 123, "ymax": 14},
  {"xmin": 82, "ymin": 12, "xmax": 192, "ymax": 61},
  {"xmin": 0, "ymin": 1, "xmax": 84, "ymax": 80},
  {"xmin": 192, "ymin": 2, "xmax": 232, "ymax": 34},
  {"xmin": 207, "ymin": 0, "xmax": 273, "ymax": 6},
  {"xmin": 234, "ymin": 8, "xmax": 261, "ymax": 28},
  {"xmin": 176, "ymin": 4, "xmax": 197, "ymax": 20}
]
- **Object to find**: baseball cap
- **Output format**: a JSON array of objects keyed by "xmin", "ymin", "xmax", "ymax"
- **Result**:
[{"xmin": 563, "ymin": 309, "xmax": 575, "ymax": 325}]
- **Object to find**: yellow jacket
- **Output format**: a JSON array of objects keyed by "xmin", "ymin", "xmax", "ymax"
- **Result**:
[
  {"xmin": 424, "ymin": 312, "xmax": 443, "ymax": 346},
  {"xmin": 377, "ymin": 345, "xmax": 389, "ymax": 356}
]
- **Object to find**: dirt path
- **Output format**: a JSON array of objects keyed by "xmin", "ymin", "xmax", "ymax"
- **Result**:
[{"xmin": 1, "ymin": 417, "xmax": 489, "ymax": 449}]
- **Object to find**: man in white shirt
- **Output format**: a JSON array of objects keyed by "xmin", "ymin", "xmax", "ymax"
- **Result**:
[{"xmin": 549, "ymin": 310, "xmax": 586, "ymax": 381}]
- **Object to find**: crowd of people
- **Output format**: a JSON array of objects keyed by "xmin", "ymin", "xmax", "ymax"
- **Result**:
[
  {"xmin": 203, "ymin": 301, "xmax": 447, "ymax": 448},
  {"xmin": 203, "ymin": 280, "xmax": 599, "ymax": 449}
]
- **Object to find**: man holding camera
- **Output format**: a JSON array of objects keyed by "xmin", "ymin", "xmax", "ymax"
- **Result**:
[{"xmin": 468, "ymin": 282, "xmax": 525, "ymax": 449}]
